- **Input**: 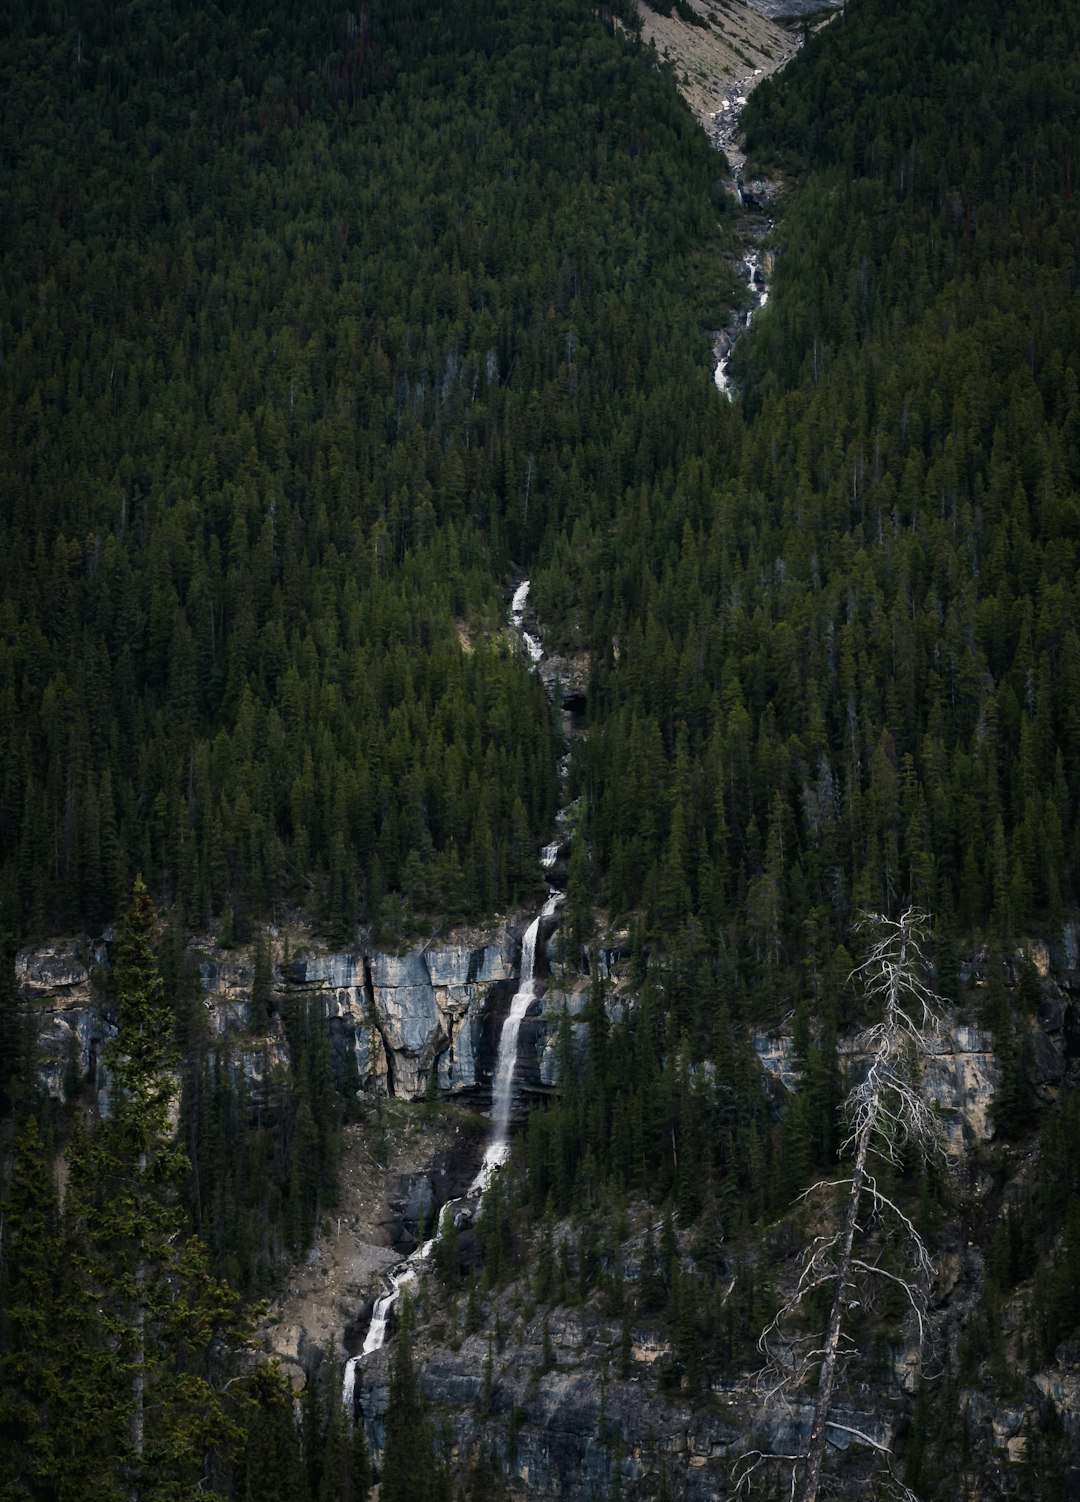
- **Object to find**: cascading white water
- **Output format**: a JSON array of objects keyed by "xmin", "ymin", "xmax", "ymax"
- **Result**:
[
  {"xmin": 510, "ymin": 579, "xmax": 530, "ymax": 619},
  {"xmin": 714, "ymin": 249, "xmax": 771, "ymax": 397},
  {"xmin": 343, "ymin": 580, "xmax": 564, "ymax": 1415},
  {"xmin": 744, "ymin": 252, "xmax": 769, "ymax": 328},
  {"xmin": 342, "ymin": 891, "xmax": 562, "ymax": 1409},
  {"xmin": 511, "ymin": 579, "xmax": 543, "ymax": 662},
  {"xmin": 342, "ymin": 1235, "xmax": 438, "ymax": 1409},
  {"xmin": 470, "ymin": 890, "xmax": 563, "ymax": 1192}
]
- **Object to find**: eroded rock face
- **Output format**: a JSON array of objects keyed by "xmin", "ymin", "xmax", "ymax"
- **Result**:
[
  {"xmin": 36, "ymin": 1004, "xmax": 115, "ymax": 1112},
  {"xmin": 429, "ymin": 933, "xmax": 516, "ymax": 1095},
  {"xmin": 15, "ymin": 936, "xmax": 114, "ymax": 1109},
  {"xmin": 16, "ymin": 921, "xmax": 525, "ymax": 1107},
  {"xmin": 194, "ymin": 927, "xmax": 521, "ymax": 1102},
  {"xmin": 364, "ymin": 933, "xmax": 519, "ymax": 1099},
  {"xmin": 15, "ymin": 937, "xmax": 93, "ymax": 1000},
  {"xmin": 353, "ymin": 1308, "xmax": 892, "ymax": 1502},
  {"xmin": 922, "ymin": 1020, "xmax": 1001, "ymax": 1153}
]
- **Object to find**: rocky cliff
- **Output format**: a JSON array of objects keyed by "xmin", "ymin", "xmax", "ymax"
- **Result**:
[
  {"xmin": 16, "ymin": 920, "xmax": 534, "ymax": 1108},
  {"xmin": 345, "ymin": 928, "xmax": 1080, "ymax": 1501},
  {"xmin": 16, "ymin": 918, "xmax": 1080, "ymax": 1497}
]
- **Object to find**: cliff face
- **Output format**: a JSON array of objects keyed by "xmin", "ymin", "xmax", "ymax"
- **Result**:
[
  {"xmin": 349, "ymin": 932, "xmax": 1080, "ymax": 1502},
  {"xmin": 16, "ymin": 922, "xmax": 1080, "ymax": 1497},
  {"xmin": 16, "ymin": 921, "xmax": 532, "ymax": 1108},
  {"xmin": 15, "ymin": 937, "xmax": 115, "ymax": 1112}
]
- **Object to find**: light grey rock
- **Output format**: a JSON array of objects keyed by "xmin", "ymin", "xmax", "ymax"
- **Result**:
[
  {"xmin": 370, "ymin": 952, "xmax": 438, "ymax": 1052},
  {"xmin": 284, "ymin": 953, "xmax": 364, "ymax": 989},
  {"xmin": 36, "ymin": 1005, "xmax": 115, "ymax": 1110},
  {"xmin": 15, "ymin": 937, "xmax": 92, "ymax": 997},
  {"xmin": 754, "ymin": 1030, "xmax": 800, "ymax": 1093},
  {"xmin": 922, "ymin": 1020, "xmax": 1000, "ymax": 1152},
  {"xmin": 746, "ymin": 0, "xmax": 843, "ymax": 17}
]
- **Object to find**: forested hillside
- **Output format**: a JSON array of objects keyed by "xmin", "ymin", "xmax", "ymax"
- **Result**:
[
  {"xmin": 541, "ymin": 0, "xmax": 1080, "ymax": 986},
  {"xmin": 3, "ymin": 0, "xmax": 1080, "ymax": 1498},
  {"xmin": 0, "ymin": 0, "xmax": 734, "ymax": 949}
]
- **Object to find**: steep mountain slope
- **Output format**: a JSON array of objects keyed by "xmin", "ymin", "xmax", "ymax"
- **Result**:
[{"xmin": 3, "ymin": 0, "xmax": 1080, "ymax": 1499}]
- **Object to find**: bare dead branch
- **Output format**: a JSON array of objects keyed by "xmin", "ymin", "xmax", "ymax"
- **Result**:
[
  {"xmin": 741, "ymin": 909, "xmax": 944, "ymax": 1502},
  {"xmin": 824, "ymin": 1421, "xmax": 893, "ymax": 1454}
]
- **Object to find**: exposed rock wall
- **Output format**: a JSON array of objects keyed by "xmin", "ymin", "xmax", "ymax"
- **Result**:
[
  {"xmin": 15, "ymin": 935, "xmax": 115, "ymax": 1112},
  {"xmin": 16, "ymin": 923, "xmax": 525, "ymax": 1107}
]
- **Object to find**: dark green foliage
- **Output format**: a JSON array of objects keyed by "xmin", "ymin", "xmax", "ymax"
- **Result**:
[
  {"xmin": 0, "ymin": 0, "xmax": 731, "ymax": 947},
  {"xmin": 529, "ymin": 0, "xmax": 1080, "ymax": 1006},
  {"xmin": 235, "ymin": 1365, "xmax": 305, "ymax": 1502},
  {"xmin": 181, "ymin": 998, "xmax": 344, "ymax": 1298},
  {"xmin": 3, "ymin": 0, "xmax": 1080, "ymax": 1489},
  {"xmin": 0, "ymin": 1116, "xmax": 62, "ymax": 1499},
  {"xmin": 380, "ymin": 1316, "xmax": 440, "ymax": 1502},
  {"xmin": 6, "ymin": 881, "xmax": 258, "ymax": 1500}
]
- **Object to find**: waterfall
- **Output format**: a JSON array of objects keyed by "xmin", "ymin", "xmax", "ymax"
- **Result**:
[
  {"xmin": 343, "ymin": 578, "xmax": 563, "ymax": 1414},
  {"xmin": 342, "ymin": 889, "xmax": 562, "ymax": 1409},
  {"xmin": 470, "ymin": 890, "xmax": 564, "ymax": 1192},
  {"xmin": 342, "ymin": 1235, "xmax": 438, "ymax": 1408},
  {"xmin": 510, "ymin": 579, "xmax": 531, "ymax": 620},
  {"xmin": 714, "ymin": 249, "xmax": 771, "ymax": 396},
  {"xmin": 511, "ymin": 578, "xmax": 543, "ymax": 662}
]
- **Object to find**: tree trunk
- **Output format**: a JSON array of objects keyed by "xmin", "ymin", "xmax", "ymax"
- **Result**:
[
  {"xmin": 799, "ymin": 922, "xmax": 909, "ymax": 1502},
  {"xmin": 798, "ymin": 1101, "xmax": 876, "ymax": 1502}
]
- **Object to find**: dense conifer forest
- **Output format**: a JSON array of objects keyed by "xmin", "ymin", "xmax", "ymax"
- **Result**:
[
  {"xmin": 2, "ymin": 0, "xmax": 1079, "ymax": 1496},
  {"xmin": 0, "ymin": 0, "xmax": 733, "ymax": 950}
]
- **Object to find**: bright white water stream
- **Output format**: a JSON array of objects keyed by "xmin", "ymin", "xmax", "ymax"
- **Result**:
[
  {"xmin": 470, "ymin": 889, "xmax": 564, "ymax": 1192},
  {"xmin": 342, "ymin": 886, "xmax": 562, "ymax": 1404},
  {"xmin": 512, "ymin": 578, "xmax": 543, "ymax": 662}
]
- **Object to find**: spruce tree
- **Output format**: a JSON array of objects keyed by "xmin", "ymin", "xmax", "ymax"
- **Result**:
[
  {"xmin": 62, "ymin": 877, "xmax": 250, "ymax": 1502},
  {"xmin": 379, "ymin": 1311, "xmax": 432, "ymax": 1502},
  {"xmin": 0, "ymin": 1116, "xmax": 62, "ymax": 1499}
]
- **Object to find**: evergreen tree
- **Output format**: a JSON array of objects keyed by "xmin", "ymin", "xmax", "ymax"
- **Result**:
[
  {"xmin": 236, "ymin": 1365, "xmax": 305, "ymax": 1502},
  {"xmin": 0, "ymin": 1116, "xmax": 62, "ymax": 1499},
  {"xmin": 61, "ymin": 878, "xmax": 250, "ymax": 1501},
  {"xmin": 379, "ymin": 1311, "xmax": 431, "ymax": 1502}
]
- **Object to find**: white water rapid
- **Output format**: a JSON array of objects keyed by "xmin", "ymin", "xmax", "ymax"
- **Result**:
[
  {"xmin": 342, "ymin": 1233, "xmax": 439, "ymax": 1403},
  {"xmin": 342, "ymin": 887, "xmax": 562, "ymax": 1406},
  {"xmin": 512, "ymin": 578, "xmax": 543, "ymax": 663}
]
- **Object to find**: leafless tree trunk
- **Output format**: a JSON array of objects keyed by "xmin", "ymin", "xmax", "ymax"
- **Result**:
[{"xmin": 737, "ymin": 908, "xmax": 944, "ymax": 1502}]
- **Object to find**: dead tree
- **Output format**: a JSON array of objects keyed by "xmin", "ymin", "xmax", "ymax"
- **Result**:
[{"xmin": 736, "ymin": 908, "xmax": 945, "ymax": 1502}]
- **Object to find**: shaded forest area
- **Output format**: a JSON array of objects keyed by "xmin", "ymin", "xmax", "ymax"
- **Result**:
[
  {"xmin": 539, "ymin": 0, "xmax": 1080, "ymax": 998},
  {"xmin": 0, "ymin": 0, "xmax": 734, "ymax": 950},
  {"xmin": 3, "ymin": 0, "xmax": 1080, "ymax": 1497}
]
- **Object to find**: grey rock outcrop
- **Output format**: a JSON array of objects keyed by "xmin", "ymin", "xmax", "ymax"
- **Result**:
[
  {"xmin": 353, "ymin": 1305, "xmax": 895, "ymax": 1502},
  {"xmin": 15, "ymin": 937, "xmax": 94, "ymax": 1000},
  {"xmin": 189, "ymin": 926, "xmax": 520, "ymax": 1103},
  {"xmin": 16, "ymin": 921, "xmax": 525, "ymax": 1108},
  {"xmin": 15, "ymin": 935, "xmax": 114, "ymax": 1110},
  {"xmin": 921, "ymin": 1020, "xmax": 1001, "ymax": 1152}
]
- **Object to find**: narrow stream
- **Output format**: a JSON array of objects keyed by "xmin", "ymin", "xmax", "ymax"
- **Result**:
[{"xmin": 343, "ymin": 580, "xmax": 564, "ymax": 1411}]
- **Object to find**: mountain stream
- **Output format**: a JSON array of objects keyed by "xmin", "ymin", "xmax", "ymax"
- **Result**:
[{"xmin": 343, "ymin": 581, "xmax": 564, "ymax": 1412}]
